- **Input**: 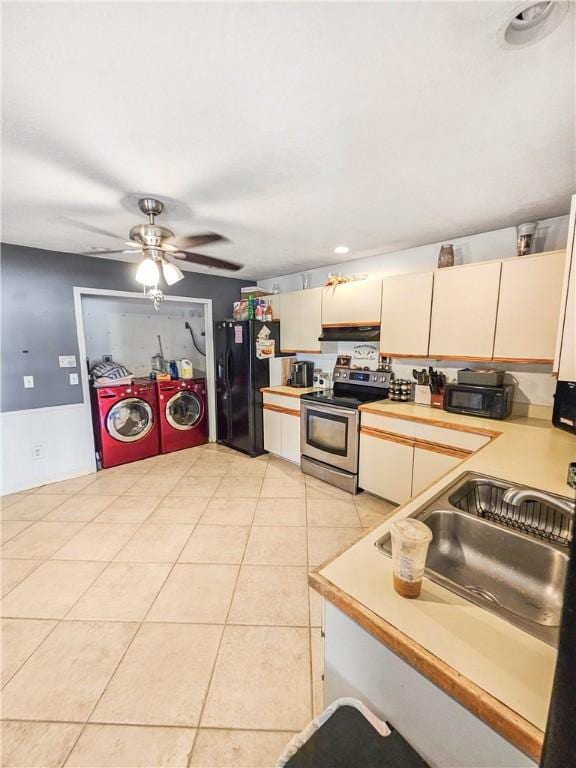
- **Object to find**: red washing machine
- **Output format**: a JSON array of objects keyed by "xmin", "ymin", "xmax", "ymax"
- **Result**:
[
  {"xmin": 156, "ymin": 377, "xmax": 208, "ymax": 453},
  {"xmin": 92, "ymin": 380, "xmax": 160, "ymax": 468}
]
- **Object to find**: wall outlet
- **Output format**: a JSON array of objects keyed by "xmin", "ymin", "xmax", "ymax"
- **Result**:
[
  {"xmin": 32, "ymin": 444, "xmax": 44, "ymax": 460},
  {"xmin": 23, "ymin": 376, "xmax": 34, "ymax": 389},
  {"xmin": 69, "ymin": 373, "xmax": 79, "ymax": 385},
  {"xmin": 59, "ymin": 355, "xmax": 77, "ymax": 368}
]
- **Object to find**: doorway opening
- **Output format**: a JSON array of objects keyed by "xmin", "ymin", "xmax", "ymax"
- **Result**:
[{"xmin": 74, "ymin": 288, "xmax": 216, "ymax": 473}]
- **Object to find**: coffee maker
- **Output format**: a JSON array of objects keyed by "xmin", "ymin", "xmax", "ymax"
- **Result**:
[{"xmin": 291, "ymin": 360, "xmax": 315, "ymax": 388}]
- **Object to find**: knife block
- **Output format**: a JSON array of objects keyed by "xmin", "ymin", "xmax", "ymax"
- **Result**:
[{"xmin": 430, "ymin": 391, "xmax": 444, "ymax": 409}]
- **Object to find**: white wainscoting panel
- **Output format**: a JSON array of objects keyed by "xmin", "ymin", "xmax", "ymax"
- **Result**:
[{"xmin": 1, "ymin": 404, "xmax": 97, "ymax": 495}]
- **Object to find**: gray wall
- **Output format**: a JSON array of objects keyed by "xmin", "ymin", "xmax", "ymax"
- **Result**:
[{"xmin": 1, "ymin": 243, "xmax": 253, "ymax": 412}]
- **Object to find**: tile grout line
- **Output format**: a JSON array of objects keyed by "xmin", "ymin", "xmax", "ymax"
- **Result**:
[
  {"xmin": 57, "ymin": 464, "xmax": 204, "ymax": 767},
  {"xmin": 185, "ymin": 459, "xmax": 269, "ymax": 767},
  {"xmin": 2, "ymin": 448, "xmax": 379, "ymax": 762},
  {"xmin": 304, "ymin": 484, "xmax": 316, "ymax": 722}
]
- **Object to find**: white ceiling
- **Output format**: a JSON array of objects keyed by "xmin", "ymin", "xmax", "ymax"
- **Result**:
[{"xmin": 3, "ymin": 2, "xmax": 575, "ymax": 280}]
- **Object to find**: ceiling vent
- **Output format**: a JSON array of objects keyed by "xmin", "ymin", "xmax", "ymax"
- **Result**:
[{"xmin": 499, "ymin": 1, "xmax": 570, "ymax": 48}]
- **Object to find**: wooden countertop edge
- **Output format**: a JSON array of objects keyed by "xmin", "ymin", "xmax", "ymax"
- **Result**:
[
  {"xmin": 260, "ymin": 387, "xmax": 310, "ymax": 398},
  {"xmin": 308, "ymin": 570, "xmax": 543, "ymax": 762},
  {"xmin": 358, "ymin": 404, "xmax": 501, "ymax": 438}
]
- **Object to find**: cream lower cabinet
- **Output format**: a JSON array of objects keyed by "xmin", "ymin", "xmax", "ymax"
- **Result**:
[
  {"xmin": 358, "ymin": 414, "xmax": 482, "ymax": 502},
  {"xmin": 263, "ymin": 407, "xmax": 282, "ymax": 456},
  {"xmin": 279, "ymin": 288, "xmax": 322, "ymax": 352},
  {"xmin": 263, "ymin": 396, "xmax": 301, "ymax": 463},
  {"xmin": 280, "ymin": 412, "xmax": 301, "ymax": 463},
  {"xmin": 411, "ymin": 446, "xmax": 462, "ymax": 497},
  {"xmin": 359, "ymin": 431, "xmax": 414, "ymax": 504}
]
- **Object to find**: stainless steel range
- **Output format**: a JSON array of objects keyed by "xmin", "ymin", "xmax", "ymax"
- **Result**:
[{"xmin": 300, "ymin": 365, "xmax": 391, "ymax": 494}]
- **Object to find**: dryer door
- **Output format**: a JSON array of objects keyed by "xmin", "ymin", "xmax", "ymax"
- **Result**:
[
  {"xmin": 106, "ymin": 397, "xmax": 154, "ymax": 442},
  {"xmin": 165, "ymin": 391, "xmax": 203, "ymax": 431}
]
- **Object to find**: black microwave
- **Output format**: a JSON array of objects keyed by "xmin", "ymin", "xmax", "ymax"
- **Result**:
[
  {"xmin": 443, "ymin": 383, "xmax": 513, "ymax": 420},
  {"xmin": 553, "ymin": 381, "xmax": 576, "ymax": 434}
]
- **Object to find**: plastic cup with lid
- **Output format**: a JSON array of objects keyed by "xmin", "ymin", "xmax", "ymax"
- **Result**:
[{"xmin": 390, "ymin": 518, "xmax": 433, "ymax": 599}]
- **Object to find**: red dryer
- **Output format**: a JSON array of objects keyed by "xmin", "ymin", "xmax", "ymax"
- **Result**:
[
  {"xmin": 156, "ymin": 377, "xmax": 208, "ymax": 454},
  {"xmin": 92, "ymin": 380, "xmax": 160, "ymax": 468}
]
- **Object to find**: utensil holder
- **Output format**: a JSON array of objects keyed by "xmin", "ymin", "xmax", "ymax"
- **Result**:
[
  {"xmin": 414, "ymin": 385, "xmax": 431, "ymax": 406},
  {"xmin": 430, "ymin": 391, "xmax": 444, "ymax": 409}
]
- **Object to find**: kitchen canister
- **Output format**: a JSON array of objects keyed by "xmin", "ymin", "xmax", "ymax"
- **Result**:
[
  {"xmin": 437, "ymin": 244, "xmax": 455, "ymax": 268},
  {"xmin": 389, "ymin": 380, "xmax": 414, "ymax": 402}
]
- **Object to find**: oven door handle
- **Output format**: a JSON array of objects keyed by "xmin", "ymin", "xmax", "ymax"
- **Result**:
[{"xmin": 302, "ymin": 402, "xmax": 357, "ymax": 419}]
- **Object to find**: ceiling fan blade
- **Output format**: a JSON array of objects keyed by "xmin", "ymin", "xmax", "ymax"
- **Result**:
[
  {"xmin": 57, "ymin": 217, "xmax": 124, "ymax": 240},
  {"xmin": 79, "ymin": 249, "xmax": 129, "ymax": 256},
  {"xmin": 163, "ymin": 233, "xmax": 228, "ymax": 250},
  {"xmin": 170, "ymin": 251, "xmax": 243, "ymax": 271}
]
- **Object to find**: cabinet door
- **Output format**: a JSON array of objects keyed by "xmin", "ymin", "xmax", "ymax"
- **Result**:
[
  {"xmin": 298, "ymin": 288, "xmax": 323, "ymax": 352},
  {"xmin": 263, "ymin": 408, "xmax": 282, "ymax": 456},
  {"xmin": 429, "ymin": 262, "xmax": 501, "ymax": 359},
  {"xmin": 555, "ymin": 195, "xmax": 576, "ymax": 379},
  {"xmin": 322, "ymin": 281, "xmax": 382, "ymax": 326},
  {"xmin": 380, "ymin": 272, "xmax": 433, "ymax": 356},
  {"xmin": 558, "ymin": 250, "xmax": 575, "ymax": 380},
  {"xmin": 359, "ymin": 432, "xmax": 413, "ymax": 504},
  {"xmin": 281, "ymin": 412, "xmax": 301, "ymax": 463},
  {"xmin": 268, "ymin": 294, "xmax": 281, "ymax": 320},
  {"xmin": 279, "ymin": 292, "xmax": 300, "ymax": 352},
  {"xmin": 494, "ymin": 251, "xmax": 565, "ymax": 362},
  {"xmin": 412, "ymin": 447, "xmax": 461, "ymax": 497}
]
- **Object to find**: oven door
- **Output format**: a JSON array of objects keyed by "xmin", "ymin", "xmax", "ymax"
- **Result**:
[{"xmin": 300, "ymin": 401, "xmax": 359, "ymax": 473}]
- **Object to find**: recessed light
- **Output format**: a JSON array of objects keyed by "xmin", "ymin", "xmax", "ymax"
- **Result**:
[
  {"xmin": 499, "ymin": 1, "xmax": 569, "ymax": 48},
  {"xmin": 334, "ymin": 245, "xmax": 350, "ymax": 255}
]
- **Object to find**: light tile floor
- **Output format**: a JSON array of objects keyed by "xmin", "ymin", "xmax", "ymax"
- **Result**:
[{"xmin": 1, "ymin": 445, "xmax": 395, "ymax": 767}]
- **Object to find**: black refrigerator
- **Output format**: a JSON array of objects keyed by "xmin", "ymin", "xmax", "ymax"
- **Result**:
[{"xmin": 215, "ymin": 320, "xmax": 281, "ymax": 456}]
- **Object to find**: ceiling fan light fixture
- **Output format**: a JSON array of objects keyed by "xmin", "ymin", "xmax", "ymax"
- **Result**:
[
  {"xmin": 162, "ymin": 260, "xmax": 185, "ymax": 286},
  {"xmin": 499, "ymin": 1, "xmax": 569, "ymax": 48},
  {"xmin": 135, "ymin": 257, "xmax": 160, "ymax": 286}
]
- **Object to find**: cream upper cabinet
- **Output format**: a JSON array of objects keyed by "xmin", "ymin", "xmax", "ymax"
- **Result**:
[
  {"xmin": 494, "ymin": 251, "xmax": 565, "ymax": 362},
  {"xmin": 429, "ymin": 261, "xmax": 501, "ymax": 359},
  {"xmin": 322, "ymin": 281, "xmax": 382, "ymax": 326},
  {"xmin": 280, "ymin": 288, "xmax": 322, "ymax": 352},
  {"xmin": 555, "ymin": 194, "xmax": 576, "ymax": 380},
  {"xmin": 267, "ymin": 294, "xmax": 281, "ymax": 321},
  {"xmin": 279, "ymin": 292, "xmax": 300, "ymax": 351},
  {"xmin": 380, "ymin": 271, "xmax": 433, "ymax": 356}
]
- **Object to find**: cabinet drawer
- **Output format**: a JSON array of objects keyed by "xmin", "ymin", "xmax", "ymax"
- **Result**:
[
  {"xmin": 263, "ymin": 393, "xmax": 301, "ymax": 413},
  {"xmin": 360, "ymin": 411, "xmax": 415, "ymax": 438},
  {"xmin": 413, "ymin": 423, "xmax": 492, "ymax": 452}
]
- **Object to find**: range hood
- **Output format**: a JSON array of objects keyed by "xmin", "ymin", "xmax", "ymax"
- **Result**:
[{"xmin": 318, "ymin": 325, "xmax": 380, "ymax": 343}]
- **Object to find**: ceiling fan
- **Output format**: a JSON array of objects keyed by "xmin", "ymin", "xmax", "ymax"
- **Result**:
[{"xmin": 82, "ymin": 197, "xmax": 242, "ymax": 308}]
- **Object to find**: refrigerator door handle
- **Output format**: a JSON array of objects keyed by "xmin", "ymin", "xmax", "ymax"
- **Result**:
[{"xmin": 227, "ymin": 349, "xmax": 234, "ymax": 388}]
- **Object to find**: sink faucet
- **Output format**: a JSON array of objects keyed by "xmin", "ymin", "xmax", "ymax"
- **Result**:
[{"xmin": 502, "ymin": 487, "xmax": 575, "ymax": 516}]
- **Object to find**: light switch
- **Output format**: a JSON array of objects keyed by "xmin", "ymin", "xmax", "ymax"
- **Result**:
[
  {"xmin": 59, "ymin": 355, "xmax": 77, "ymax": 368},
  {"xmin": 23, "ymin": 376, "xmax": 34, "ymax": 389},
  {"xmin": 69, "ymin": 373, "xmax": 79, "ymax": 385}
]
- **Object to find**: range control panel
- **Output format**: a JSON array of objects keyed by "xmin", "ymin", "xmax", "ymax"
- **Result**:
[{"xmin": 332, "ymin": 366, "xmax": 392, "ymax": 389}]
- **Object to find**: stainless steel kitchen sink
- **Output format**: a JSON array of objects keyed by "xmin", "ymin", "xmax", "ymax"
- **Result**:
[{"xmin": 376, "ymin": 472, "xmax": 574, "ymax": 646}]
